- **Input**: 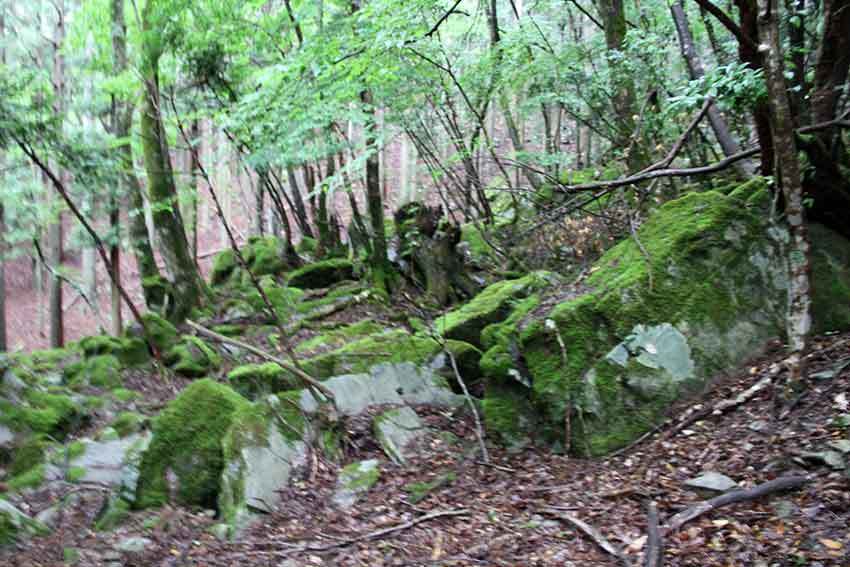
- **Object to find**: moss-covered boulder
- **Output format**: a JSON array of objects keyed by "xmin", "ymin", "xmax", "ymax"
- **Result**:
[
  {"xmin": 502, "ymin": 184, "xmax": 850, "ymax": 455},
  {"xmin": 243, "ymin": 236, "xmax": 292, "ymax": 278},
  {"xmin": 435, "ymin": 272, "xmax": 553, "ymax": 348},
  {"xmin": 210, "ymin": 249, "xmax": 239, "ymax": 286},
  {"xmin": 226, "ymin": 362, "xmax": 297, "ymax": 399},
  {"xmin": 69, "ymin": 355, "xmax": 123, "ymax": 390},
  {"xmin": 0, "ymin": 500, "xmax": 49, "ymax": 546},
  {"xmin": 165, "ymin": 336, "xmax": 221, "ymax": 378},
  {"xmin": 140, "ymin": 313, "xmax": 178, "ymax": 353},
  {"xmin": 218, "ymin": 393, "xmax": 309, "ymax": 530},
  {"xmin": 0, "ymin": 390, "xmax": 83, "ymax": 439},
  {"xmin": 331, "ymin": 459, "xmax": 380, "ymax": 510},
  {"xmin": 135, "ymin": 379, "xmax": 251, "ymax": 508},
  {"xmin": 288, "ymin": 259, "xmax": 355, "ymax": 290}
]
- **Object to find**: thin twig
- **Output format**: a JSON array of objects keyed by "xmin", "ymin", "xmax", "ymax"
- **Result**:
[{"xmin": 542, "ymin": 507, "xmax": 632, "ymax": 567}]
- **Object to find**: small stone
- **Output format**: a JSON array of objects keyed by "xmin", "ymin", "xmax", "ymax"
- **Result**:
[
  {"xmin": 115, "ymin": 536, "xmax": 153, "ymax": 553},
  {"xmin": 827, "ymin": 439, "xmax": 850, "ymax": 454},
  {"xmin": 799, "ymin": 450, "xmax": 846, "ymax": 470},
  {"xmin": 748, "ymin": 420, "xmax": 770, "ymax": 432},
  {"xmin": 772, "ymin": 500, "xmax": 796, "ymax": 519},
  {"xmin": 209, "ymin": 523, "xmax": 230, "ymax": 541},
  {"xmin": 684, "ymin": 472, "xmax": 739, "ymax": 493}
]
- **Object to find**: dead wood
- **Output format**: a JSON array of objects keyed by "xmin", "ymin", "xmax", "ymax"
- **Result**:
[
  {"xmin": 644, "ymin": 501, "xmax": 663, "ymax": 567},
  {"xmin": 542, "ymin": 507, "xmax": 633, "ymax": 567},
  {"xmin": 663, "ymin": 475, "xmax": 809, "ymax": 533}
]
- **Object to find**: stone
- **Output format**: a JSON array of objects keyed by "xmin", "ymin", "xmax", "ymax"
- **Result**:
[
  {"xmin": 373, "ymin": 407, "xmax": 426, "ymax": 465},
  {"xmin": 332, "ymin": 459, "xmax": 380, "ymax": 510},
  {"xmin": 748, "ymin": 420, "xmax": 770, "ymax": 433},
  {"xmin": 298, "ymin": 363, "xmax": 464, "ymax": 417},
  {"xmin": 70, "ymin": 433, "xmax": 151, "ymax": 488},
  {"xmin": 288, "ymin": 259, "xmax": 354, "ymax": 290},
  {"xmin": 0, "ymin": 424, "xmax": 14, "ymax": 449},
  {"xmin": 684, "ymin": 472, "xmax": 739, "ymax": 493},
  {"xmin": 798, "ymin": 450, "xmax": 846, "ymax": 470},
  {"xmin": 0, "ymin": 500, "xmax": 49, "ymax": 545},
  {"xmin": 115, "ymin": 536, "xmax": 153, "ymax": 553},
  {"xmin": 827, "ymin": 439, "xmax": 850, "ymax": 454}
]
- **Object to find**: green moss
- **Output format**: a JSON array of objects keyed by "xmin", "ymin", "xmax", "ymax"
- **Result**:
[
  {"xmin": 319, "ymin": 427, "xmax": 343, "ymax": 462},
  {"xmin": 63, "ymin": 547, "xmax": 80, "ymax": 564},
  {"xmin": 1, "ymin": 391, "xmax": 82, "ymax": 438},
  {"xmin": 66, "ymin": 441, "xmax": 86, "ymax": 460},
  {"xmin": 212, "ymin": 324, "xmax": 244, "ymax": 337},
  {"xmin": 436, "ymin": 272, "xmax": 551, "ymax": 347},
  {"xmin": 226, "ymin": 362, "xmax": 297, "ymax": 399},
  {"xmin": 79, "ymin": 335, "xmax": 122, "ymax": 358},
  {"xmin": 66, "ymin": 466, "xmax": 86, "ymax": 483},
  {"xmin": 245, "ymin": 278, "xmax": 304, "ymax": 320},
  {"xmin": 339, "ymin": 460, "xmax": 380, "ymax": 491},
  {"xmin": 141, "ymin": 313, "xmax": 178, "ymax": 353},
  {"xmin": 245, "ymin": 236, "xmax": 291, "ymax": 277},
  {"xmin": 8, "ymin": 464, "xmax": 45, "ymax": 491},
  {"xmin": 481, "ymin": 390, "xmax": 534, "ymax": 449},
  {"xmin": 295, "ymin": 320, "xmax": 384, "ymax": 354},
  {"xmin": 111, "ymin": 388, "xmax": 138, "ymax": 403},
  {"xmin": 302, "ymin": 329, "xmax": 441, "ymax": 378},
  {"xmin": 404, "ymin": 471, "xmax": 456, "ymax": 505},
  {"xmin": 165, "ymin": 336, "xmax": 221, "ymax": 378},
  {"xmin": 135, "ymin": 379, "xmax": 251, "ymax": 509},
  {"xmin": 9, "ymin": 436, "xmax": 51, "ymax": 477},
  {"xmin": 296, "ymin": 236, "xmax": 317, "ymax": 255},
  {"xmin": 71, "ymin": 355, "xmax": 122, "ymax": 390},
  {"xmin": 479, "ymin": 295, "xmax": 540, "ymax": 382},
  {"xmin": 93, "ymin": 498, "xmax": 131, "ymax": 531},
  {"xmin": 111, "ymin": 412, "xmax": 145, "ymax": 438},
  {"xmin": 288, "ymin": 259, "xmax": 355, "ymax": 290},
  {"xmin": 141, "ymin": 275, "xmax": 172, "ymax": 313},
  {"xmin": 211, "ymin": 249, "xmax": 238, "ymax": 286}
]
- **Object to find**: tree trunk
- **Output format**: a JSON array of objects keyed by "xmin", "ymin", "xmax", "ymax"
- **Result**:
[
  {"xmin": 361, "ymin": 89, "xmax": 391, "ymax": 290},
  {"xmin": 757, "ymin": 0, "xmax": 812, "ymax": 386},
  {"xmin": 0, "ymin": 8, "xmax": 7, "ymax": 351},
  {"xmin": 112, "ymin": 0, "xmax": 163, "ymax": 311},
  {"xmin": 140, "ymin": 0, "xmax": 204, "ymax": 320},
  {"xmin": 670, "ymin": 0, "xmax": 751, "ymax": 176},
  {"xmin": 596, "ymin": 0, "xmax": 647, "ymax": 171},
  {"xmin": 48, "ymin": 0, "xmax": 65, "ymax": 348},
  {"xmin": 286, "ymin": 165, "xmax": 313, "ymax": 238}
]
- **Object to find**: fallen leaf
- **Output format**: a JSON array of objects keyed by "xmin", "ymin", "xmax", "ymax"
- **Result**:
[{"xmin": 819, "ymin": 538, "xmax": 843, "ymax": 550}]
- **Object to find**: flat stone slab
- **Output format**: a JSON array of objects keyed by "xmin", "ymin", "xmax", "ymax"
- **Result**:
[
  {"xmin": 239, "ymin": 426, "xmax": 308, "ymax": 513},
  {"xmin": 299, "ymin": 363, "xmax": 464, "ymax": 416},
  {"xmin": 374, "ymin": 407, "xmax": 426, "ymax": 465},
  {"xmin": 684, "ymin": 472, "xmax": 739, "ymax": 493},
  {"xmin": 70, "ymin": 433, "xmax": 151, "ymax": 487}
]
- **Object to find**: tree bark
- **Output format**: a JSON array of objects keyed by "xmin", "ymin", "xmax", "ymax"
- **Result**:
[
  {"xmin": 758, "ymin": 0, "xmax": 812, "ymax": 385},
  {"xmin": 48, "ymin": 0, "xmax": 65, "ymax": 348},
  {"xmin": 360, "ymin": 89, "xmax": 391, "ymax": 290},
  {"xmin": 671, "ymin": 0, "xmax": 751, "ymax": 176},
  {"xmin": 140, "ymin": 0, "xmax": 204, "ymax": 320}
]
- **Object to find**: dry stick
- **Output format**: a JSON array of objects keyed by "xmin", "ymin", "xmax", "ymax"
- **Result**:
[
  {"xmin": 15, "ymin": 139, "xmax": 159, "ymax": 359},
  {"xmin": 169, "ymin": 106, "xmax": 331, "ymax": 406},
  {"xmin": 638, "ymin": 97, "xmax": 714, "ymax": 176},
  {"xmin": 446, "ymin": 348, "xmax": 489, "ymax": 463},
  {"xmin": 663, "ymin": 475, "xmax": 809, "ymax": 533},
  {"xmin": 644, "ymin": 501, "xmax": 663, "ymax": 567},
  {"xmin": 543, "ymin": 507, "xmax": 632, "ymax": 567},
  {"xmin": 185, "ymin": 319, "xmax": 334, "ymax": 400},
  {"xmin": 281, "ymin": 509, "xmax": 469, "ymax": 555}
]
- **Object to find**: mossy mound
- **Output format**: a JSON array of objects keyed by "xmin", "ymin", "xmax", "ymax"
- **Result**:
[
  {"xmin": 435, "ymin": 272, "xmax": 552, "ymax": 348},
  {"xmin": 245, "ymin": 278, "xmax": 304, "ymax": 319},
  {"xmin": 135, "ymin": 379, "xmax": 251, "ymax": 509},
  {"xmin": 140, "ymin": 313, "xmax": 178, "ymax": 353},
  {"xmin": 211, "ymin": 249, "xmax": 239, "ymax": 286},
  {"xmin": 226, "ymin": 362, "xmax": 298, "ymax": 399},
  {"xmin": 211, "ymin": 238, "xmax": 294, "ymax": 288},
  {"xmin": 295, "ymin": 320, "xmax": 385, "ymax": 355},
  {"xmin": 0, "ymin": 500, "xmax": 49, "ymax": 546},
  {"xmin": 79, "ymin": 334, "xmax": 148, "ymax": 367},
  {"xmin": 110, "ymin": 412, "xmax": 146, "ymax": 438},
  {"xmin": 288, "ymin": 259, "xmax": 355, "ymax": 290},
  {"xmin": 501, "ymin": 184, "xmax": 850, "ymax": 455},
  {"xmin": 68, "ymin": 355, "xmax": 123, "ymax": 390},
  {"xmin": 165, "ymin": 336, "xmax": 221, "ymax": 378},
  {"xmin": 0, "ymin": 390, "xmax": 83, "ymax": 439}
]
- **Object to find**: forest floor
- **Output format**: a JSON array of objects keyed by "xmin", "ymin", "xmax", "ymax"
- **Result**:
[{"xmin": 4, "ymin": 331, "xmax": 849, "ymax": 566}]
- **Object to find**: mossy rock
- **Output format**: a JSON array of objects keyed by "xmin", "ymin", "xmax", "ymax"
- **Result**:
[
  {"xmin": 0, "ymin": 391, "xmax": 83, "ymax": 439},
  {"xmin": 243, "ymin": 236, "xmax": 292, "ymax": 277},
  {"xmin": 809, "ymin": 223, "xmax": 850, "ymax": 332},
  {"xmin": 219, "ymin": 392, "xmax": 309, "ymax": 528},
  {"xmin": 93, "ymin": 497, "xmax": 130, "ymax": 532},
  {"xmin": 288, "ymin": 259, "xmax": 355, "ymax": 290},
  {"xmin": 245, "ymin": 277, "xmax": 304, "ymax": 320},
  {"xmin": 301, "ymin": 330, "xmax": 442, "ymax": 379},
  {"xmin": 165, "ymin": 336, "xmax": 221, "ymax": 378},
  {"xmin": 512, "ymin": 185, "xmax": 850, "ymax": 456},
  {"xmin": 0, "ymin": 500, "xmax": 49, "ymax": 545},
  {"xmin": 141, "ymin": 275, "xmax": 172, "ymax": 313},
  {"xmin": 481, "ymin": 387, "xmax": 535, "ymax": 450},
  {"xmin": 110, "ymin": 412, "xmax": 146, "ymax": 438},
  {"xmin": 140, "ymin": 313, "xmax": 178, "ymax": 353},
  {"xmin": 294, "ymin": 320, "xmax": 385, "ymax": 355},
  {"xmin": 295, "ymin": 237, "xmax": 317, "ymax": 255},
  {"xmin": 135, "ymin": 379, "xmax": 251, "ymax": 509},
  {"xmin": 69, "ymin": 355, "xmax": 123, "ymax": 390},
  {"xmin": 436, "ymin": 272, "xmax": 552, "ymax": 348},
  {"xmin": 8, "ymin": 435, "xmax": 52, "ymax": 477},
  {"xmin": 226, "ymin": 362, "xmax": 298, "ymax": 399},
  {"xmin": 211, "ymin": 249, "xmax": 239, "ymax": 286}
]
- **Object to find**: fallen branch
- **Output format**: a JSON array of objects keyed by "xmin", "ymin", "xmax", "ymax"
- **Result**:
[
  {"xmin": 283, "ymin": 509, "xmax": 469, "ymax": 555},
  {"xmin": 186, "ymin": 319, "xmax": 335, "ymax": 401},
  {"xmin": 446, "ymin": 348, "xmax": 489, "ymax": 463},
  {"xmin": 644, "ymin": 501, "xmax": 663, "ymax": 567},
  {"xmin": 542, "ymin": 507, "xmax": 632, "ymax": 567},
  {"xmin": 663, "ymin": 475, "xmax": 809, "ymax": 533}
]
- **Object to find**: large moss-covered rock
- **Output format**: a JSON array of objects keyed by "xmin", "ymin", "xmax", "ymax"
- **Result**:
[
  {"xmin": 218, "ymin": 393, "xmax": 309, "ymax": 531},
  {"xmin": 288, "ymin": 259, "xmax": 354, "ymax": 289},
  {"xmin": 68, "ymin": 355, "xmax": 123, "ymax": 390},
  {"xmin": 211, "ymin": 249, "xmax": 239, "ymax": 286},
  {"xmin": 135, "ymin": 379, "xmax": 251, "ymax": 509},
  {"xmin": 140, "ymin": 313, "xmax": 178, "ymax": 353},
  {"xmin": 504, "ymin": 184, "xmax": 850, "ymax": 455},
  {"xmin": 0, "ymin": 500, "xmax": 48, "ymax": 546},
  {"xmin": 435, "ymin": 272, "xmax": 552, "ymax": 347},
  {"xmin": 165, "ymin": 336, "xmax": 221, "ymax": 378}
]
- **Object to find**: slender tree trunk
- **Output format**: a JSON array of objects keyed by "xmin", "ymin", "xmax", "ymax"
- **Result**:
[
  {"xmin": 286, "ymin": 165, "xmax": 313, "ymax": 238},
  {"xmin": 111, "ymin": 0, "xmax": 162, "ymax": 310},
  {"xmin": 48, "ymin": 1, "xmax": 65, "ymax": 348},
  {"xmin": 361, "ymin": 89, "xmax": 391, "ymax": 290},
  {"xmin": 757, "ymin": 0, "xmax": 812, "ymax": 387},
  {"xmin": 0, "ymin": 8, "xmax": 7, "ymax": 351},
  {"xmin": 140, "ymin": 0, "xmax": 204, "ymax": 320},
  {"xmin": 670, "ymin": 0, "xmax": 751, "ymax": 176}
]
